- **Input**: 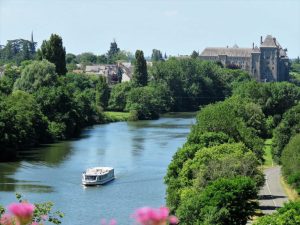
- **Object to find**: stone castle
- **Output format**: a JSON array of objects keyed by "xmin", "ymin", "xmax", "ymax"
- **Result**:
[{"xmin": 199, "ymin": 35, "xmax": 289, "ymax": 82}]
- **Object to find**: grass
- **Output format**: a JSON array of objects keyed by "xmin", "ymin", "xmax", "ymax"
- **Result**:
[
  {"xmin": 103, "ymin": 111, "xmax": 131, "ymax": 122},
  {"xmin": 281, "ymin": 176, "xmax": 300, "ymax": 201},
  {"xmin": 262, "ymin": 139, "xmax": 274, "ymax": 168}
]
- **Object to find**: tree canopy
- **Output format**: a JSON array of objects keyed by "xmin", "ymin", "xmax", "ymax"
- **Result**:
[
  {"xmin": 13, "ymin": 60, "xmax": 58, "ymax": 93},
  {"xmin": 132, "ymin": 50, "xmax": 148, "ymax": 87},
  {"xmin": 38, "ymin": 34, "xmax": 67, "ymax": 75}
]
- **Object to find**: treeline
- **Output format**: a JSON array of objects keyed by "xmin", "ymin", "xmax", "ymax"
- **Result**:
[
  {"xmin": 0, "ymin": 34, "xmax": 109, "ymax": 159},
  {"xmin": 0, "ymin": 33, "xmax": 251, "ymax": 158},
  {"xmin": 0, "ymin": 39, "xmax": 36, "ymax": 65},
  {"xmin": 108, "ymin": 57, "xmax": 251, "ymax": 119},
  {"xmin": 165, "ymin": 75, "xmax": 300, "ymax": 223}
]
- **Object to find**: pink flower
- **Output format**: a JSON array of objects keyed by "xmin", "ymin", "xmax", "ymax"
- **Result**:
[
  {"xmin": 0, "ymin": 213, "xmax": 19, "ymax": 225},
  {"xmin": 8, "ymin": 202, "xmax": 35, "ymax": 225},
  {"xmin": 101, "ymin": 218, "xmax": 117, "ymax": 225},
  {"xmin": 109, "ymin": 219, "xmax": 117, "ymax": 225},
  {"xmin": 132, "ymin": 206, "xmax": 175, "ymax": 225},
  {"xmin": 157, "ymin": 207, "xmax": 169, "ymax": 221},
  {"xmin": 169, "ymin": 216, "xmax": 179, "ymax": 224}
]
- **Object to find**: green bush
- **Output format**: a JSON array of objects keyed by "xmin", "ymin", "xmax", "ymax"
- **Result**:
[
  {"xmin": 190, "ymin": 96, "xmax": 265, "ymax": 160},
  {"xmin": 176, "ymin": 177, "xmax": 258, "ymax": 225},
  {"xmin": 165, "ymin": 142, "xmax": 264, "ymax": 214},
  {"xmin": 253, "ymin": 201, "xmax": 300, "ymax": 225}
]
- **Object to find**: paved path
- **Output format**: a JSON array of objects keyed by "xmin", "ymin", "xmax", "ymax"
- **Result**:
[{"xmin": 258, "ymin": 166, "xmax": 289, "ymax": 214}]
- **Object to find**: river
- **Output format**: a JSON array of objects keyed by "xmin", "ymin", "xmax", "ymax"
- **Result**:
[{"xmin": 0, "ymin": 113, "xmax": 195, "ymax": 225}]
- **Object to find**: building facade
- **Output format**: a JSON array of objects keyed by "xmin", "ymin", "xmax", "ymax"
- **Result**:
[{"xmin": 199, "ymin": 35, "xmax": 289, "ymax": 82}]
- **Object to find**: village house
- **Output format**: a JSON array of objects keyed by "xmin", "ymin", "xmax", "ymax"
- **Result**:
[{"xmin": 85, "ymin": 62, "xmax": 133, "ymax": 84}]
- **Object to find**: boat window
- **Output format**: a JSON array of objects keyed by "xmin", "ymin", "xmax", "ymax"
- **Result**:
[{"xmin": 85, "ymin": 176, "xmax": 96, "ymax": 181}]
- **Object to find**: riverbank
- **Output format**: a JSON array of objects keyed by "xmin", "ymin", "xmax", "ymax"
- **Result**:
[{"xmin": 103, "ymin": 111, "xmax": 131, "ymax": 122}]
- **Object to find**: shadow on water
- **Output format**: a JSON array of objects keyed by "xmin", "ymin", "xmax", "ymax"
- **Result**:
[{"xmin": 0, "ymin": 163, "xmax": 53, "ymax": 193}]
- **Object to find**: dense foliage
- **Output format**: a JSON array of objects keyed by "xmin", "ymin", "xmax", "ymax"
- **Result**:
[
  {"xmin": 132, "ymin": 50, "xmax": 148, "ymax": 87},
  {"xmin": 281, "ymin": 134, "xmax": 300, "ymax": 194},
  {"xmin": 0, "ymin": 39, "xmax": 36, "ymax": 65},
  {"xmin": 233, "ymin": 81, "xmax": 300, "ymax": 117},
  {"xmin": 272, "ymin": 103, "xmax": 300, "ymax": 162},
  {"xmin": 150, "ymin": 58, "xmax": 250, "ymax": 111},
  {"xmin": 176, "ymin": 177, "xmax": 258, "ymax": 225},
  {"xmin": 188, "ymin": 97, "xmax": 265, "ymax": 159},
  {"xmin": 37, "ymin": 34, "xmax": 67, "ymax": 75},
  {"xmin": 13, "ymin": 60, "xmax": 58, "ymax": 93},
  {"xmin": 165, "ymin": 142, "xmax": 264, "ymax": 215},
  {"xmin": 0, "ymin": 60, "xmax": 105, "ymax": 158},
  {"xmin": 151, "ymin": 49, "xmax": 164, "ymax": 62},
  {"xmin": 253, "ymin": 201, "xmax": 300, "ymax": 225}
]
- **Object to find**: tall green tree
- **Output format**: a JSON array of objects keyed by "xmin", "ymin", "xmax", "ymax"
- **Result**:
[
  {"xmin": 107, "ymin": 40, "xmax": 120, "ymax": 64},
  {"xmin": 132, "ymin": 50, "xmax": 148, "ymax": 87},
  {"xmin": 38, "ymin": 34, "xmax": 67, "ymax": 75},
  {"xmin": 191, "ymin": 50, "xmax": 199, "ymax": 59},
  {"xmin": 95, "ymin": 76, "xmax": 110, "ymax": 110},
  {"xmin": 151, "ymin": 49, "xmax": 163, "ymax": 62}
]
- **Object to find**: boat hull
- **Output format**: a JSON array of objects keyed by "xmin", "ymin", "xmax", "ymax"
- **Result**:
[{"xmin": 82, "ymin": 176, "xmax": 115, "ymax": 186}]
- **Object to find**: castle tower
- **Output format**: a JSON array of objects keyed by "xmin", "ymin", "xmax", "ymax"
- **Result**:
[
  {"xmin": 259, "ymin": 35, "xmax": 279, "ymax": 81},
  {"xmin": 251, "ymin": 46, "xmax": 261, "ymax": 81}
]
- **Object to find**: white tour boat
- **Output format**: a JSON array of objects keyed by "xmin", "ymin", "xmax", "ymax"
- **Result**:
[{"xmin": 82, "ymin": 167, "xmax": 114, "ymax": 185}]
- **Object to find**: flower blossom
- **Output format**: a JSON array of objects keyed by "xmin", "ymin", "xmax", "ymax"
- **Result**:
[
  {"xmin": 132, "ymin": 206, "xmax": 178, "ymax": 225},
  {"xmin": 0, "ymin": 213, "xmax": 19, "ymax": 225},
  {"xmin": 8, "ymin": 202, "xmax": 35, "ymax": 225}
]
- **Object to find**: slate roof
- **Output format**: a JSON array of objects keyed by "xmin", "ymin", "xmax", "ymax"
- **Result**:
[{"xmin": 200, "ymin": 47, "xmax": 254, "ymax": 57}]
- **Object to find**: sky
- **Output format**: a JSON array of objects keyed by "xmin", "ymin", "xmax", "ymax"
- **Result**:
[{"xmin": 0, "ymin": 0, "xmax": 300, "ymax": 58}]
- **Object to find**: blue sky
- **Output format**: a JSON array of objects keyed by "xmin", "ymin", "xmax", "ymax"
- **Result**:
[{"xmin": 1, "ymin": 0, "xmax": 300, "ymax": 58}]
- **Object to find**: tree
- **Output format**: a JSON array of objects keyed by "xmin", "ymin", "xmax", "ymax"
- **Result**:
[
  {"xmin": 150, "ymin": 58, "xmax": 230, "ymax": 111},
  {"xmin": 77, "ymin": 52, "xmax": 97, "ymax": 65},
  {"xmin": 95, "ymin": 76, "xmax": 110, "ymax": 110},
  {"xmin": 66, "ymin": 53, "xmax": 77, "ymax": 64},
  {"xmin": 0, "ymin": 91, "xmax": 49, "ymax": 150},
  {"xmin": 38, "ymin": 34, "xmax": 67, "ymax": 75},
  {"xmin": 190, "ymin": 96, "xmax": 265, "ymax": 160},
  {"xmin": 233, "ymin": 81, "xmax": 300, "ymax": 117},
  {"xmin": 107, "ymin": 40, "xmax": 120, "ymax": 63},
  {"xmin": 0, "ymin": 39, "xmax": 36, "ymax": 65},
  {"xmin": 0, "ymin": 65, "xmax": 20, "ymax": 95},
  {"xmin": 166, "ymin": 142, "xmax": 264, "ymax": 213},
  {"xmin": 13, "ymin": 60, "xmax": 58, "ymax": 93},
  {"xmin": 190, "ymin": 50, "xmax": 199, "ymax": 59},
  {"xmin": 125, "ymin": 86, "xmax": 163, "ymax": 119},
  {"xmin": 151, "ymin": 49, "xmax": 163, "ymax": 62},
  {"xmin": 176, "ymin": 177, "xmax": 258, "ymax": 225},
  {"xmin": 132, "ymin": 50, "xmax": 148, "ymax": 87},
  {"xmin": 108, "ymin": 82, "xmax": 132, "ymax": 111}
]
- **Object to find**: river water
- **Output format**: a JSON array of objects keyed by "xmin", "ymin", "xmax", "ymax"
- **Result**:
[{"xmin": 0, "ymin": 113, "xmax": 195, "ymax": 225}]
